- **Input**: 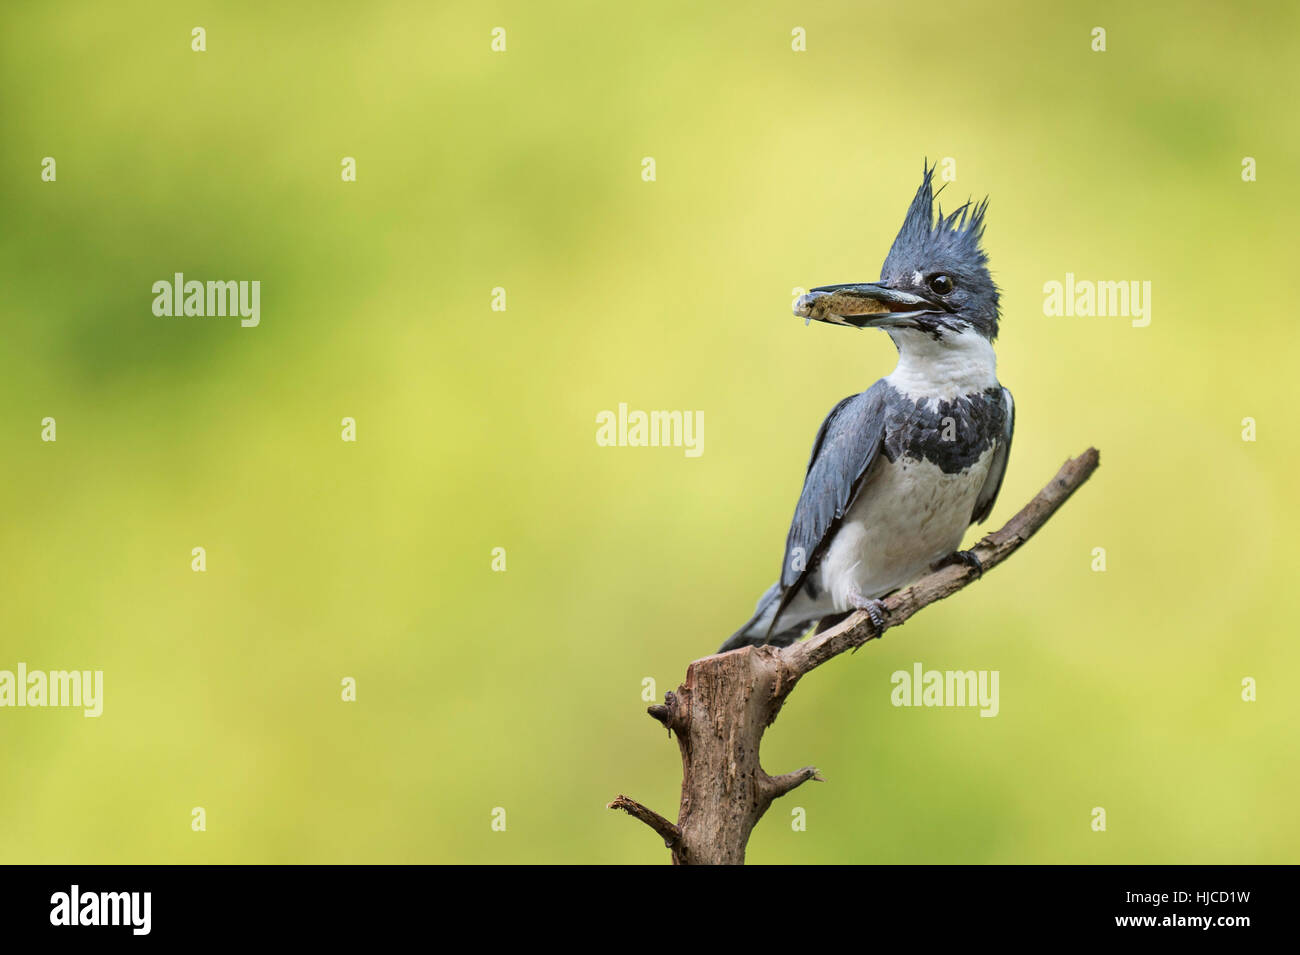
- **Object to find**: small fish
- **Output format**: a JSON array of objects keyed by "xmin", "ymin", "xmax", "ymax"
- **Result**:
[{"xmin": 794, "ymin": 288, "xmax": 891, "ymax": 326}]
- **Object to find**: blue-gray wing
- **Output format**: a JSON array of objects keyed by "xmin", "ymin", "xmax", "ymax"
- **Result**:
[
  {"xmin": 778, "ymin": 381, "xmax": 889, "ymax": 598},
  {"xmin": 970, "ymin": 387, "xmax": 1014, "ymax": 525}
]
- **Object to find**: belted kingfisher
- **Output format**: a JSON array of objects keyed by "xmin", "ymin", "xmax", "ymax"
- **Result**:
[{"xmin": 720, "ymin": 164, "xmax": 1014, "ymax": 652}]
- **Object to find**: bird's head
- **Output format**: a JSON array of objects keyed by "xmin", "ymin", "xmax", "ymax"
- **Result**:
[{"xmin": 795, "ymin": 163, "xmax": 1000, "ymax": 343}]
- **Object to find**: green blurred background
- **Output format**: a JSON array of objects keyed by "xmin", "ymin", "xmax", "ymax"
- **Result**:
[{"xmin": 2, "ymin": 0, "xmax": 1296, "ymax": 864}]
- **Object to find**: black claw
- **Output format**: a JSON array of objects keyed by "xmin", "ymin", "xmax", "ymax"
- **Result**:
[
  {"xmin": 933, "ymin": 549, "xmax": 983, "ymax": 578},
  {"xmin": 865, "ymin": 599, "xmax": 887, "ymax": 636},
  {"xmin": 956, "ymin": 550, "xmax": 983, "ymax": 577},
  {"xmin": 846, "ymin": 592, "xmax": 890, "ymax": 641}
]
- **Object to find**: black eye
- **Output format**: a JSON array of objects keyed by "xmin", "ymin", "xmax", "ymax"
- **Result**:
[{"xmin": 929, "ymin": 274, "xmax": 954, "ymax": 295}]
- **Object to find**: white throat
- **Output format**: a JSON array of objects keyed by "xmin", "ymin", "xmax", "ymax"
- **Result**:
[{"xmin": 884, "ymin": 326, "xmax": 998, "ymax": 400}]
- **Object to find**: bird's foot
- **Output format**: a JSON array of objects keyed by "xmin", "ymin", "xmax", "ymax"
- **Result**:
[
  {"xmin": 846, "ymin": 592, "xmax": 889, "ymax": 638},
  {"xmin": 932, "ymin": 549, "xmax": 983, "ymax": 578}
]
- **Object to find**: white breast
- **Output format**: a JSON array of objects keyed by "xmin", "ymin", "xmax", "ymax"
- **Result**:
[
  {"xmin": 817, "ymin": 449, "xmax": 994, "ymax": 611},
  {"xmin": 885, "ymin": 326, "xmax": 999, "ymax": 400}
]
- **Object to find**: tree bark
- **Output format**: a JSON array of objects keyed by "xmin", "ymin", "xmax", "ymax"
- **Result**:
[{"xmin": 610, "ymin": 447, "xmax": 1100, "ymax": 864}]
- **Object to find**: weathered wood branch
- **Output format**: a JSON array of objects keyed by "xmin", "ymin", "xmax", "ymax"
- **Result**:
[
  {"xmin": 607, "ymin": 795, "xmax": 680, "ymax": 848},
  {"xmin": 611, "ymin": 447, "xmax": 1099, "ymax": 864}
]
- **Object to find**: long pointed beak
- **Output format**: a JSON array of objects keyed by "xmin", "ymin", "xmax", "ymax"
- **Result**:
[{"xmin": 794, "ymin": 282, "xmax": 942, "ymax": 329}]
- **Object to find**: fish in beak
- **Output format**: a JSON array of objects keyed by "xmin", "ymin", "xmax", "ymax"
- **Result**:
[{"xmin": 794, "ymin": 282, "xmax": 945, "ymax": 329}]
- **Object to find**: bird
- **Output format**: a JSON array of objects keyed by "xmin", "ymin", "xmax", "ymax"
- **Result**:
[{"xmin": 719, "ymin": 164, "xmax": 1013, "ymax": 652}]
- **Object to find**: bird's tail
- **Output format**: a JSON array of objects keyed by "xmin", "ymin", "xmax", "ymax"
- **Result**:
[{"xmin": 718, "ymin": 582, "xmax": 808, "ymax": 653}]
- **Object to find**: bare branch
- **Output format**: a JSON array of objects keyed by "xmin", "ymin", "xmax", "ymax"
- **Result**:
[
  {"xmin": 760, "ymin": 766, "xmax": 825, "ymax": 800},
  {"xmin": 614, "ymin": 447, "xmax": 1100, "ymax": 864},
  {"xmin": 607, "ymin": 794, "xmax": 681, "ymax": 848},
  {"xmin": 783, "ymin": 448, "xmax": 1099, "ymax": 676}
]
